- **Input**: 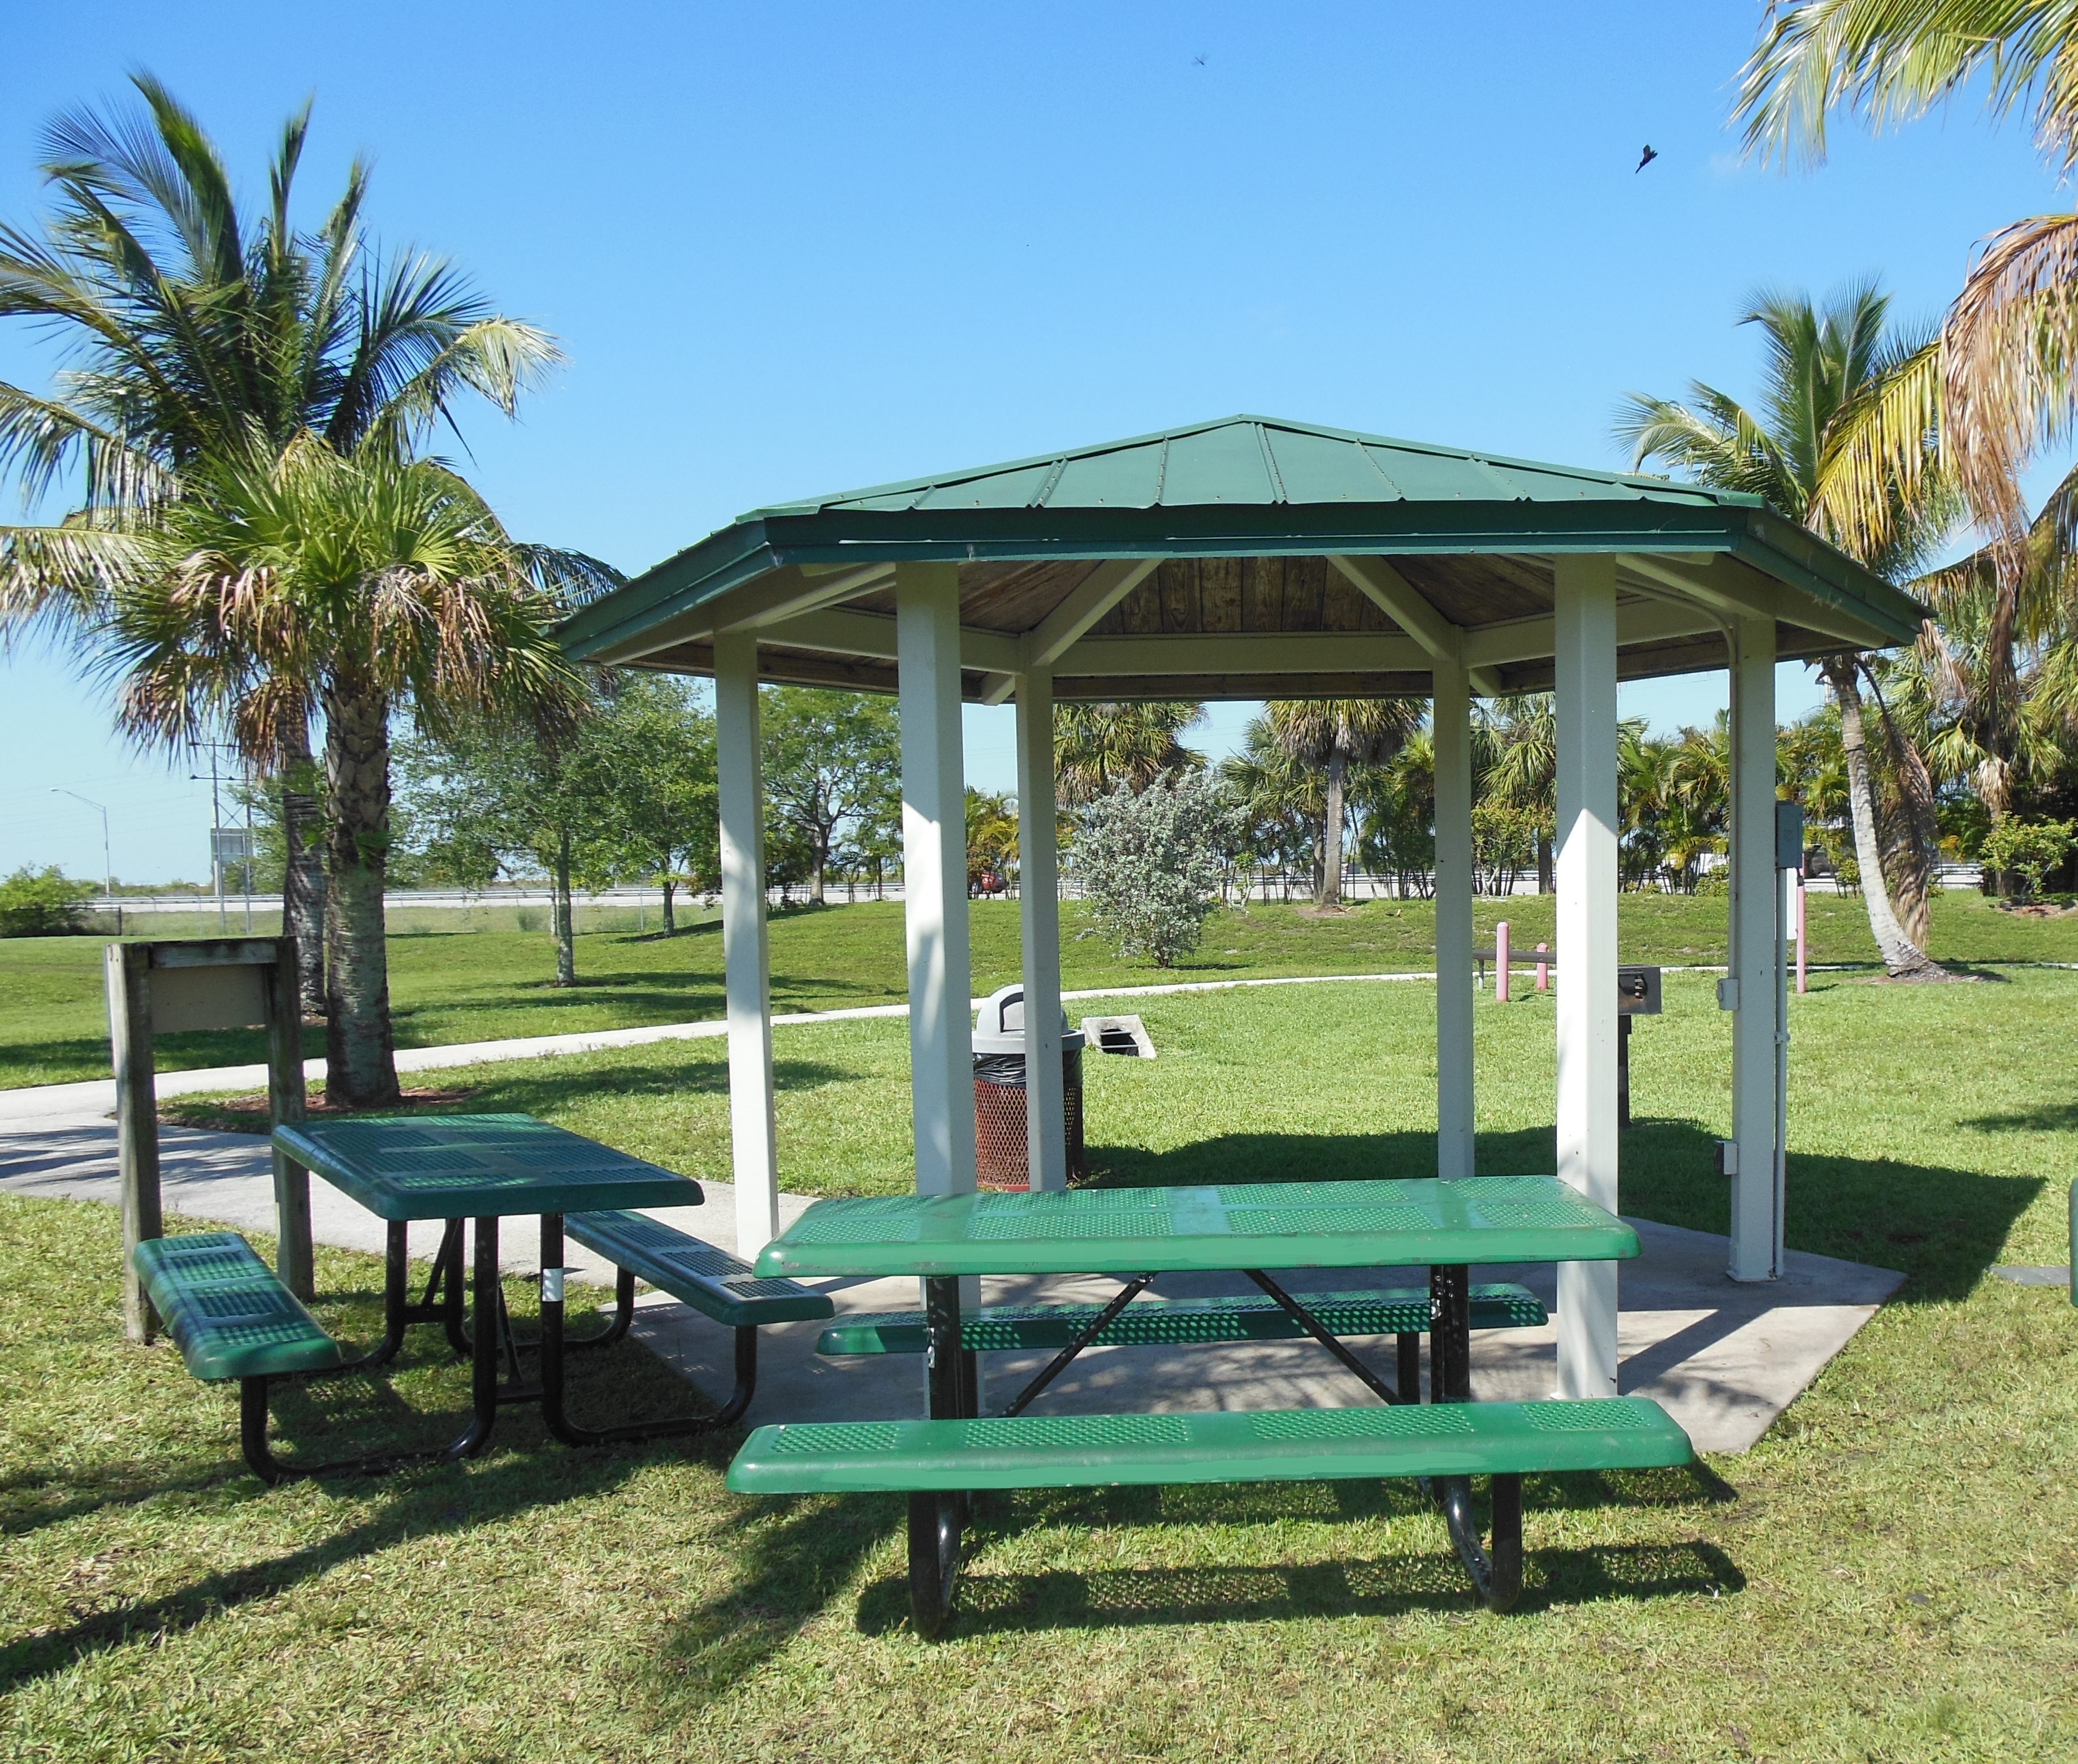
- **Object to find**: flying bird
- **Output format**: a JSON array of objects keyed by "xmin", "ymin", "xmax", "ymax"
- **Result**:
[
  {"xmin": 1192, "ymin": 53, "xmax": 1206, "ymax": 66},
  {"xmin": 1635, "ymin": 144, "xmax": 1658, "ymax": 173}
]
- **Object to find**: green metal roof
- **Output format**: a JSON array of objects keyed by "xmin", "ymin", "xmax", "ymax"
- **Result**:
[
  {"xmin": 751, "ymin": 414, "xmax": 1750, "ymax": 517},
  {"xmin": 559, "ymin": 414, "xmax": 1928, "ymax": 686}
]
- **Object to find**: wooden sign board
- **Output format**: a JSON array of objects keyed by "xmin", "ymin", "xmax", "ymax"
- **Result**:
[{"xmin": 149, "ymin": 961, "xmax": 269, "ymax": 1033}]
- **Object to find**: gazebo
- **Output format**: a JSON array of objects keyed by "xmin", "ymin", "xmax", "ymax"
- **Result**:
[{"xmin": 557, "ymin": 414, "xmax": 1922, "ymax": 1400}]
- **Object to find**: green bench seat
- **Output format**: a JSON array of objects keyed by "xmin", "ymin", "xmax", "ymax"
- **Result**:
[
  {"xmin": 816, "ymin": 1284, "xmax": 1546, "ymax": 1357},
  {"xmin": 132, "ymin": 1233, "xmax": 345, "ymax": 1383},
  {"xmin": 730, "ymin": 1395, "xmax": 1693, "ymax": 1633},
  {"xmin": 564, "ymin": 1210, "xmax": 833, "ymax": 1329},
  {"xmin": 728, "ymin": 1396, "xmax": 1690, "ymax": 1495}
]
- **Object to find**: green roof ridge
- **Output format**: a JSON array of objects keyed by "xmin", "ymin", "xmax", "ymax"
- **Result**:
[{"xmin": 745, "ymin": 413, "xmax": 1762, "ymax": 518}]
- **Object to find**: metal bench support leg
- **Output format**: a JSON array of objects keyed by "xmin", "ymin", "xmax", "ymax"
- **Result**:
[
  {"xmin": 538, "ymin": 1216, "xmax": 760, "ymax": 1445},
  {"xmin": 908, "ymin": 1489, "xmax": 961, "ymax": 1641},
  {"xmin": 238, "ymin": 1374, "xmax": 456, "ymax": 1485},
  {"xmin": 1437, "ymin": 1473, "xmax": 1523, "ymax": 1612}
]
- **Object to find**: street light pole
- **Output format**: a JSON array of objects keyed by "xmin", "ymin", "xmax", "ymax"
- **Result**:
[
  {"xmin": 51, "ymin": 788, "xmax": 113, "ymax": 914},
  {"xmin": 190, "ymin": 751, "xmax": 227, "ymax": 933}
]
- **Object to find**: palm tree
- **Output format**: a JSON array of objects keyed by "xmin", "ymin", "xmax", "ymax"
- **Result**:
[
  {"xmin": 1262, "ymin": 698, "xmax": 1421, "ymax": 906},
  {"xmin": 0, "ymin": 76, "xmax": 560, "ymax": 1014},
  {"xmin": 1053, "ymin": 701, "xmax": 1204, "ymax": 803},
  {"xmin": 107, "ymin": 435, "xmax": 604, "ymax": 1106},
  {"xmin": 1738, "ymin": 4, "xmax": 2078, "ymax": 535},
  {"xmin": 1618, "ymin": 284, "xmax": 1955, "ymax": 977},
  {"xmin": 1481, "ymin": 694, "xmax": 1557, "ymax": 890},
  {"xmin": 1220, "ymin": 718, "xmax": 1322, "ymax": 898}
]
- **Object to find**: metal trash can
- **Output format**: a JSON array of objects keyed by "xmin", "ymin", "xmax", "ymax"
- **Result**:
[{"xmin": 972, "ymin": 984, "xmax": 1086, "ymax": 1190}]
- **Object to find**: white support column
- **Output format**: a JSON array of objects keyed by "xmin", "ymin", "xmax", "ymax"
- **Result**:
[
  {"xmin": 1728, "ymin": 614, "xmax": 1780, "ymax": 1281},
  {"xmin": 715, "ymin": 630, "xmax": 781, "ymax": 1258},
  {"xmin": 1015, "ymin": 668, "xmax": 1069, "ymax": 1191},
  {"xmin": 1432, "ymin": 658, "xmax": 1476, "ymax": 1181},
  {"xmin": 897, "ymin": 561, "xmax": 979, "ymax": 1198},
  {"xmin": 1553, "ymin": 555, "xmax": 1621, "ymax": 1399}
]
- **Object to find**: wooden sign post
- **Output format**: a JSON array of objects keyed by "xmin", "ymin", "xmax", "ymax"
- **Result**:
[{"xmin": 105, "ymin": 937, "xmax": 309, "ymax": 1340}]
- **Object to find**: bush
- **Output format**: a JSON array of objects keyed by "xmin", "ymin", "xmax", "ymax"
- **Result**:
[
  {"xmin": 1981, "ymin": 816, "xmax": 2078, "ymax": 901},
  {"xmin": 0, "ymin": 866, "xmax": 96, "ymax": 937},
  {"xmin": 1073, "ymin": 775, "xmax": 1238, "ymax": 967}
]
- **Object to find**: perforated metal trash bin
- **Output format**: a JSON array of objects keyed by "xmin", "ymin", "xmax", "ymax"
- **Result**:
[{"xmin": 971, "ymin": 984, "xmax": 1087, "ymax": 1190}]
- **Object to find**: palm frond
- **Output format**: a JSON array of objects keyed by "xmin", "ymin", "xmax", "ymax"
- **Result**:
[{"xmin": 1738, "ymin": 1, "xmax": 2078, "ymax": 171}]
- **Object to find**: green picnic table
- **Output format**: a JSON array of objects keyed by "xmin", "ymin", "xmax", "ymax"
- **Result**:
[{"xmin": 735, "ymin": 1175, "xmax": 1683, "ymax": 1631}]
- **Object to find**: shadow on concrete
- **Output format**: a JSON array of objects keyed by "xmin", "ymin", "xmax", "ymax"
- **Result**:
[{"xmin": 1086, "ymin": 1121, "xmax": 2040, "ymax": 1305}]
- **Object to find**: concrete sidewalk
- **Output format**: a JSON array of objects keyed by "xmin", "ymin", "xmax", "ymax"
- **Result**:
[{"xmin": 0, "ymin": 1070, "xmax": 1902, "ymax": 1454}]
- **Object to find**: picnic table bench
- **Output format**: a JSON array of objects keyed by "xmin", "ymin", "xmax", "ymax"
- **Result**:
[
  {"xmin": 730, "ymin": 1176, "xmax": 1692, "ymax": 1633},
  {"xmin": 138, "ymin": 1115, "xmax": 828, "ymax": 1480}
]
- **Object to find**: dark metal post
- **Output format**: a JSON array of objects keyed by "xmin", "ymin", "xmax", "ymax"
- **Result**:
[
  {"xmin": 923, "ymin": 1277, "xmax": 965, "ymax": 1420},
  {"xmin": 1618, "ymin": 1014, "xmax": 1633, "ymax": 1131},
  {"xmin": 1428, "ymin": 1264, "xmax": 1470, "ymax": 1403},
  {"xmin": 461, "ymin": 1216, "xmax": 500, "ymax": 1456},
  {"xmin": 106, "ymin": 941, "xmax": 160, "ymax": 1342},
  {"xmin": 266, "ymin": 937, "xmax": 313, "ymax": 1298}
]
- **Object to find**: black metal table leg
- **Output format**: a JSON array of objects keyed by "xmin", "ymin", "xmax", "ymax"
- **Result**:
[
  {"xmin": 1426, "ymin": 1261, "xmax": 1518, "ymax": 1608},
  {"xmin": 910, "ymin": 1275, "xmax": 967, "ymax": 1638},
  {"xmin": 440, "ymin": 1216, "xmax": 501, "ymax": 1460}
]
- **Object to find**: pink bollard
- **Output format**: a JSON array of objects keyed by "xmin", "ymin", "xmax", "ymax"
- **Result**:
[
  {"xmin": 1796, "ymin": 877, "xmax": 1808, "ymax": 995},
  {"xmin": 1535, "ymin": 941, "xmax": 1551, "ymax": 991},
  {"xmin": 1495, "ymin": 920, "xmax": 1510, "ymax": 1002}
]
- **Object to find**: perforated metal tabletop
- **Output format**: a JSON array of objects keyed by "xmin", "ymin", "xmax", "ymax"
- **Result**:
[
  {"xmin": 274, "ymin": 1114, "xmax": 702, "ymax": 1220},
  {"xmin": 752, "ymin": 1174, "xmax": 1638, "ymax": 1278}
]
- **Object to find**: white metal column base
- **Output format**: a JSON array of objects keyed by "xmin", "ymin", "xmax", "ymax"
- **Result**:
[{"xmin": 1555, "ymin": 1262, "xmax": 1621, "ymax": 1399}]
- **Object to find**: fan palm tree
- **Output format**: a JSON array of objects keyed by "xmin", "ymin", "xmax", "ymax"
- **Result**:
[
  {"xmin": 1053, "ymin": 701, "xmax": 1204, "ymax": 803},
  {"xmin": 1738, "ymin": 3, "xmax": 2078, "ymax": 537},
  {"xmin": 106, "ymin": 434, "xmax": 605, "ymax": 1106},
  {"xmin": 1617, "ymin": 284, "xmax": 1955, "ymax": 976},
  {"xmin": 1481, "ymin": 694, "xmax": 1557, "ymax": 890},
  {"xmin": 0, "ymin": 75, "xmax": 561, "ymax": 1013},
  {"xmin": 1262, "ymin": 698, "xmax": 1421, "ymax": 906}
]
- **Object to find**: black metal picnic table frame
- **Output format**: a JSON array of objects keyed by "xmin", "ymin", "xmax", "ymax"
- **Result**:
[
  {"xmin": 241, "ymin": 1210, "xmax": 753, "ymax": 1481},
  {"xmin": 906, "ymin": 1260, "xmax": 1517, "ymax": 1619}
]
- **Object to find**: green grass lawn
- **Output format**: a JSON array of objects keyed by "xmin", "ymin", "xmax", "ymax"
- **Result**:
[
  {"xmin": 8, "ymin": 887, "xmax": 2078, "ymax": 1089},
  {"xmin": 7, "ymin": 971, "xmax": 2078, "ymax": 1758}
]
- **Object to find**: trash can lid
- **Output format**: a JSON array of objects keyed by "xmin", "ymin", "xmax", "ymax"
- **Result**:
[{"xmin": 973, "ymin": 983, "xmax": 1085, "ymax": 1056}]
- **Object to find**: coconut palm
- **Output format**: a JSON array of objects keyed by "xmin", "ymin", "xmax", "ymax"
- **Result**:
[
  {"xmin": 1617, "ymin": 283, "xmax": 1955, "ymax": 976},
  {"xmin": 1737, "ymin": 3, "xmax": 2078, "ymax": 535},
  {"xmin": 106, "ymin": 434, "xmax": 604, "ymax": 1106},
  {"xmin": 0, "ymin": 75, "xmax": 560, "ymax": 1013},
  {"xmin": 1053, "ymin": 701, "xmax": 1204, "ymax": 803},
  {"xmin": 1262, "ymin": 698, "xmax": 1421, "ymax": 906}
]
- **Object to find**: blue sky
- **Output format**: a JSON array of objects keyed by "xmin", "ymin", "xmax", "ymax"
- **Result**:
[{"xmin": 1, "ymin": 2, "xmax": 2065, "ymax": 881}]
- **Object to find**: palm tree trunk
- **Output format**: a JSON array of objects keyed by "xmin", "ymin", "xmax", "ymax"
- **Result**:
[
  {"xmin": 1826, "ymin": 660, "xmax": 1945, "ymax": 980},
  {"xmin": 1319, "ymin": 740, "xmax": 1348, "ymax": 907},
  {"xmin": 278, "ymin": 720, "xmax": 326, "ymax": 1018},
  {"xmin": 321, "ymin": 677, "xmax": 401, "ymax": 1108},
  {"xmin": 552, "ymin": 829, "xmax": 577, "ymax": 987}
]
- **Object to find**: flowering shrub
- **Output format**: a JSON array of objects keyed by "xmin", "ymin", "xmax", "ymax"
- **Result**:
[{"xmin": 1073, "ymin": 775, "xmax": 1238, "ymax": 967}]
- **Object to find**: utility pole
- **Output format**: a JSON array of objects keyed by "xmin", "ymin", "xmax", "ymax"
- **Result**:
[
  {"xmin": 51, "ymin": 789, "xmax": 113, "ymax": 917},
  {"xmin": 191, "ymin": 747, "xmax": 228, "ymax": 933}
]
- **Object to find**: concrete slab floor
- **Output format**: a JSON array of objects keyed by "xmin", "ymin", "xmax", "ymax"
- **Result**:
[{"xmin": 1, "ymin": 1091, "xmax": 1901, "ymax": 1455}]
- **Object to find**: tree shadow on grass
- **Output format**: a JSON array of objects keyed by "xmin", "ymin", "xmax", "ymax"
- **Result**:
[
  {"xmin": 0, "ymin": 1286, "xmax": 732, "ymax": 1690},
  {"xmin": 842, "ymin": 1470, "xmax": 1742, "ymax": 1638},
  {"xmin": 1958, "ymin": 1101, "xmax": 2078, "ymax": 1134},
  {"xmin": 1085, "ymin": 1122, "xmax": 2040, "ymax": 1305},
  {"xmin": 655, "ymin": 1462, "xmax": 1738, "ymax": 1689}
]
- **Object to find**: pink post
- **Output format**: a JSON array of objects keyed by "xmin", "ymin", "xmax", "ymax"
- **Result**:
[
  {"xmin": 1495, "ymin": 920, "xmax": 1511, "ymax": 1003},
  {"xmin": 1796, "ymin": 876, "xmax": 1808, "ymax": 995},
  {"xmin": 1535, "ymin": 941, "xmax": 1551, "ymax": 991}
]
